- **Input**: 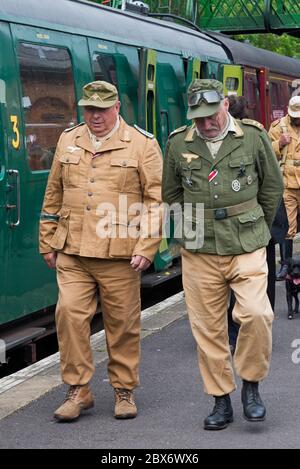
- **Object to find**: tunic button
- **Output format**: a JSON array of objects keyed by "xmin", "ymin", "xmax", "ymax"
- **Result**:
[
  {"xmin": 88, "ymin": 192, "xmax": 93, "ymax": 197},
  {"xmin": 122, "ymin": 161, "xmax": 127, "ymax": 167},
  {"xmin": 91, "ymin": 164, "xmax": 96, "ymax": 168},
  {"xmin": 90, "ymin": 178, "xmax": 95, "ymax": 183},
  {"xmin": 214, "ymin": 181, "xmax": 218, "ymax": 186},
  {"xmin": 66, "ymin": 158, "xmax": 70, "ymax": 163},
  {"xmin": 86, "ymin": 206, "xmax": 91, "ymax": 211},
  {"xmin": 214, "ymin": 194, "xmax": 218, "ymax": 199}
]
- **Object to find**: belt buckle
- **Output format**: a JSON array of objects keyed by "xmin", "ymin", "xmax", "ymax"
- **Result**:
[
  {"xmin": 294, "ymin": 160, "xmax": 300, "ymax": 166},
  {"xmin": 214, "ymin": 208, "xmax": 227, "ymax": 220}
]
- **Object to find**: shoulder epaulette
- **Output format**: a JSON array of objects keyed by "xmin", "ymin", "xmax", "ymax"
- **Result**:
[
  {"xmin": 64, "ymin": 122, "xmax": 85, "ymax": 133},
  {"xmin": 241, "ymin": 118, "xmax": 264, "ymax": 130},
  {"xmin": 270, "ymin": 119, "xmax": 280, "ymax": 127},
  {"xmin": 169, "ymin": 125, "xmax": 187, "ymax": 138},
  {"xmin": 134, "ymin": 125, "xmax": 154, "ymax": 138}
]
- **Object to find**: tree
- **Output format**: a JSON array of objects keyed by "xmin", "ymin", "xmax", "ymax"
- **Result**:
[{"xmin": 234, "ymin": 33, "xmax": 300, "ymax": 60}]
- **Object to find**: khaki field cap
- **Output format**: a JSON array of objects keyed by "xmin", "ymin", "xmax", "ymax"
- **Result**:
[
  {"xmin": 187, "ymin": 79, "xmax": 224, "ymax": 119},
  {"xmin": 288, "ymin": 96, "xmax": 300, "ymax": 118},
  {"xmin": 78, "ymin": 80, "xmax": 119, "ymax": 109}
]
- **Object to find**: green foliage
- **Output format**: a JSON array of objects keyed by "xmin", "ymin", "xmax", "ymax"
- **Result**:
[{"xmin": 233, "ymin": 34, "xmax": 300, "ymax": 60}]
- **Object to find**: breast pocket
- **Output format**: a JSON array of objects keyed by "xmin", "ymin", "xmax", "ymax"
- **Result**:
[
  {"xmin": 228, "ymin": 155, "xmax": 257, "ymax": 191},
  {"xmin": 109, "ymin": 157, "xmax": 140, "ymax": 193},
  {"xmin": 59, "ymin": 152, "xmax": 82, "ymax": 186}
]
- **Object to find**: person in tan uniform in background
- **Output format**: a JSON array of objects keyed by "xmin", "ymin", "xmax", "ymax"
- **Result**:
[
  {"xmin": 39, "ymin": 81, "xmax": 162, "ymax": 422},
  {"xmin": 269, "ymin": 96, "xmax": 300, "ymax": 279}
]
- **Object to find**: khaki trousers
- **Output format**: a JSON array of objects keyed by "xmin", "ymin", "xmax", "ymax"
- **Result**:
[
  {"xmin": 55, "ymin": 253, "xmax": 141, "ymax": 390},
  {"xmin": 181, "ymin": 247, "xmax": 274, "ymax": 396},
  {"xmin": 283, "ymin": 188, "xmax": 300, "ymax": 239}
]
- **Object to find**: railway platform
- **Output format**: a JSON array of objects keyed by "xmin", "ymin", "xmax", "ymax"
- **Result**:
[{"xmin": 0, "ymin": 282, "xmax": 299, "ymax": 449}]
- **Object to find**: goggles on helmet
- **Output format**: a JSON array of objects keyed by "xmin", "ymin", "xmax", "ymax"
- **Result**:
[{"xmin": 188, "ymin": 90, "xmax": 223, "ymax": 107}]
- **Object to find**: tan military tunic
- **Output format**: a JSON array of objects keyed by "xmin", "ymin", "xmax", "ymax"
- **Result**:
[
  {"xmin": 269, "ymin": 115, "xmax": 300, "ymax": 238},
  {"xmin": 269, "ymin": 115, "xmax": 300, "ymax": 189},
  {"xmin": 40, "ymin": 117, "xmax": 163, "ymax": 262}
]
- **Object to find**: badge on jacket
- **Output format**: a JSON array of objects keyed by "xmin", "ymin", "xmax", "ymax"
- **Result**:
[
  {"xmin": 208, "ymin": 169, "xmax": 218, "ymax": 182},
  {"xmin": 232, "ymin": 179, "xmax": 241, "ymax": 192}
]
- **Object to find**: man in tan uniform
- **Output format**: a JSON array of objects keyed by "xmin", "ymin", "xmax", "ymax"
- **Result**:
[
  {"xmin": 269, "ymin": 96, "xmax": 300, "ymax": 279},
  {"xmin": 39, "ymin": 81, "xmax": 162, "ymax": 421},
  {"xmin": 163, "ymin": 79, "xmax": 283, "ymax": 430}
]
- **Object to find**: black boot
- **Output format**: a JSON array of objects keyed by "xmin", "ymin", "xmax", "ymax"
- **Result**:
[
  {"xmin": 204, "ymin": 394, "xmax": 233, "ymax": 430},
  {"xmin": 241, "ymin": 380, "xmax": 266, "ymax": 422},
  {"xmin": 276, "ymin": 240, "xmax": 293, "ymax": 281}
]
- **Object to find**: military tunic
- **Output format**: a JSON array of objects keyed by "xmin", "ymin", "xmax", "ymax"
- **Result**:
[
  {"xmin": 163, "ymin": 119, "xmax": 283, "ymax": 255},
  {"xmin": 40, "ymin": 117, "xmax": 163, "ymax": 262},
  {"xmin": 269, "ymin": 115, "xmax": 300, "ymax": 239},
  {"xmin": 269, "ymin": 115, "xmax": 300, "ymax": 189}
]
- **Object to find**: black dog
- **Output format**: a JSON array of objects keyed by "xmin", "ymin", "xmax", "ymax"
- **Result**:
[{"xmin": 285, "ymin": 255, "xmax": 300, "ymax": 320}]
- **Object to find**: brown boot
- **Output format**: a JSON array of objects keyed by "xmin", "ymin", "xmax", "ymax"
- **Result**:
[
  {"xmin": 114, "ymin": 388, "xmax": 137, "ymax": 419},
  {"xmin": 54, "ymin": 384, "xmax": 94, "ymax": 422}
]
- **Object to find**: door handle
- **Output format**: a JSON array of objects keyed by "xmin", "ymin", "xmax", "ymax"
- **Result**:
[{"xmin": 7, "ymin": 169, "xmax": 20, "ymax": 228}]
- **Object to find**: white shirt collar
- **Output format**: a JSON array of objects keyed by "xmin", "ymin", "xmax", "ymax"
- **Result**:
[{"xmin": 196, "ymin": 113, "xmax": 236, "ymax": 142}]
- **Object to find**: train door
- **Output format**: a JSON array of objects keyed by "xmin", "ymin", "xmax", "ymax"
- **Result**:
[
  {"xmin": 269, "ymin": 74, "xmax": 289, "ymax": 123},
  {"xmin": 258, "ymin": 67, "xmax": 270, "ymax": 128},
  {"xmin": 2, "ymin": 23, "xmax": 91, "ymax": 324},
  {"xmin": 88, "ymin": 38, "xmax": 139, "ymax": 126},
  {"xmin": 0, "ymin": 22, "xmax": 10, "ymax": 318},
  {"xmin": 244, "ymin": 67, "xmax": 262, "ymax": 123},
  {"xmin": 155, "ymin": 52, "xmax": 187, "ymax": 271},
  {"xmin": 156, "ymin": 51, "xmax": 186, "ymax": 152},
  {"xmin": 185, "ymin": 57, "xmax": 201, "ymax": 87},
  {"xmin": 137, "ymin": 48, "xmax": 157, "ymax": 136},
  {"xmin": 0, "ymin": 86, "xmax": 7, "ymax": 318}
]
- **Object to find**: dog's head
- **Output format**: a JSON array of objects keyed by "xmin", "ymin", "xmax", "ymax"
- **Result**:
[{"xmin": 286, "ymin": 255, "xmax": 300, "ymax": 285}]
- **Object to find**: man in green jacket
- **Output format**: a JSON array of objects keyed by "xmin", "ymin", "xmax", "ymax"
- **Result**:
[{"xmin": 162, "ymin": 79, "xmax": 283, "ymax": 430}]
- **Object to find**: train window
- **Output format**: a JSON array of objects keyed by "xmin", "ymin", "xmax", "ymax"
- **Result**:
[
  {"xmin": 147, "ymin": 65, "xmax": 155, "ymax": 82},
  {"xmin": 93, "ymin": 54, "xmax": 117, "ymax": 86},
  {"xmin": 225, "ymin": 77, "xmax": 239, "ymax": 92},
  {"xmin": 18, "ymin": 43, "xmax": 77, "ymax": 171},
  {"xmin": 147, "ymin": 91, "xmax": 154, "ymax": 134},
  {"xmin": 183, "ymin": 58, "xmax": 188, "ymax": 79},
  {"xmin": 244, "ymin": 72, "xmax": 261, "ymax": 122},
  {"xmin": 269, "ymin": 80, "xmax": 288, "ymax": 121}
]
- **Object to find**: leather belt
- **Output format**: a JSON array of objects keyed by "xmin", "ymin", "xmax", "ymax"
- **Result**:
[{"xmin": 204, "ymin": 197, "xmax": 258, "ymax": 220}]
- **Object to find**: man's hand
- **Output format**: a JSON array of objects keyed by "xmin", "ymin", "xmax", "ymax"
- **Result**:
[
  {"xmin": 130, "ymin": 255, "xmax": 151, "ymax": 272},
  {"xmin": 279, "ymin": 133, "xmax": 291, "ymax": 149},
  {"xmin": 43, "ymin": 252, "xmax": 57, "ymax": 269}
]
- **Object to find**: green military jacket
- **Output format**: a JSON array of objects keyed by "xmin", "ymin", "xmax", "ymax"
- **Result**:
[{"xmin": 162, "ymin": 118, "xmax": 284, "ymax": 255}]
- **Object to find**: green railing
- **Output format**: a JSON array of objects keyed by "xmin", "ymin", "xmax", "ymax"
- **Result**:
[
  {"xmin": 198, "ymin": 1, "xmax": 300, "ymax": 34},
  {"xmin": 94, "ymin": 1, "xmax": 300, "ymax": 35}
]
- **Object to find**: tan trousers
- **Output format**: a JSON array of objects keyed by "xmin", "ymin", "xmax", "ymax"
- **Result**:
[
  {"xmin": 181, "ymin": 247, "xmax": 274, "ymax": 396},
  {"xmin": 55, "ymin": 253, "xmax": 141, "ymax": 390},
  {"xmin": 283, "ymin": 188, "xmax": 300, "ymax": 239}
]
